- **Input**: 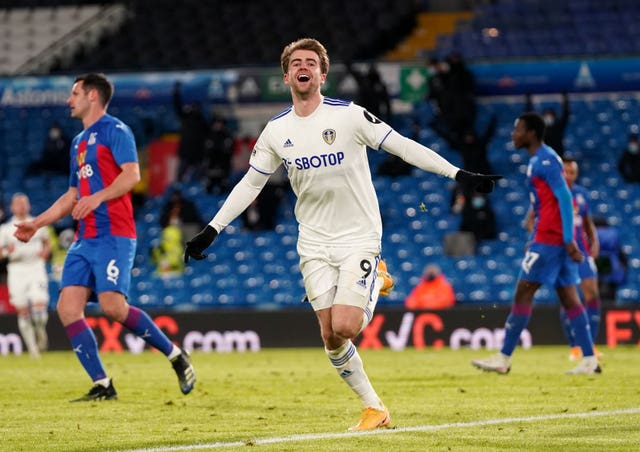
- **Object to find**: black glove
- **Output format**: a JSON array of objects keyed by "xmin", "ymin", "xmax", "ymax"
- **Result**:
[
  {"xmin": 184, "ymin": 225, "xmax": 218, "ymax": 263},
  {"xmin": 455, "ymin": 169, "xmax": 503, "ymax": 194}
]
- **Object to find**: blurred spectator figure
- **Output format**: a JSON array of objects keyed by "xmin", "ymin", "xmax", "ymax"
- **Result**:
[
  {"xmin": 525, "ymin": 92, "xmax": 570, "ymax": 156},
  {"xmin": 160, "ymin": 187, "xmax": 205, "ymax": 240},
  {"xmin": 426, "ymin": 57, "xmax": 449, "ymax": 117},
  {"xmin": 617, "ymin": 133, "xmax": 640, "ymax": 183},
  {"xmin": 151, "ymin": 225, "xmax": 185, "ymax": 277},
  {"xmin": 428, "ymin": 53, "xmax": 477, "ymax": 144},
  {"xmin": 204, "ymin": 113, "xmax": 234, "ymax": 194},
  {"xmin": 27, "ymin": 123, "xmax": 70, "ymax": 175},
  {"xmin": 241, "ymin": 166, "xmax": 288, "ymax": 231},
  {"xmin": 444, "ymin": 52, "xmax": 476, "ymax": 136},
  {"xmin": 173, "ymin": 81, "xmax": 209, "ymax": 183},
  {"xmin": 434, "ymin": 114, "xmax": 497, "ymax": 174},
  {"xmin": 48, "ymin": 227, "xmax": 74, "ymax": 282},
  {"xmin": 593, "ymin": 217, "xmax": 628, "ymax": 300},
  {"xmin": 347, "ymin": 63, "xmax": 392, "ymax": 123},
  {"xmin": 451, "ymin": 184, "xmax": 497, "ymax": 244},
  {"xmin": 405, "ymin": 264, "xmax": 455, "ymax": 310},
  {"xmin": 365, "ymin": 65, "xmax": 392, "ymax": 123}
]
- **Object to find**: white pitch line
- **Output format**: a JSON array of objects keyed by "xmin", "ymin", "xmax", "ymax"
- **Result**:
[{"xmin": 121, "ymin": 407, "xmax": 640, "ymax": 452}]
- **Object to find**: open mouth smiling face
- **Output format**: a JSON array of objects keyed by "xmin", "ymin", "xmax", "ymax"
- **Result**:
[
  {"xmin": 297, "ymin": 73, "xmax": 310, "ymax": 82},
  {"xmin": 285, "ymin": 49, "xmax": 325, "ymax": 94}
]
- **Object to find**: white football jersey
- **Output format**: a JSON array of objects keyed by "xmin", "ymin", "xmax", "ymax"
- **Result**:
[
  {"xmin": 0, "ymin": 216, "xmax": 49, "ymax": 269},
  {"xmin": 250, "ymin": 98, "xmax": 391, "ymax": 248}
]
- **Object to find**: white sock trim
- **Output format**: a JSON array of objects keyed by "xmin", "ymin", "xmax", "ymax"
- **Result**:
[
  {"xmin": 94, "ymin": 377, "xmax": 110, "ymax": 388},
  {"xmin": 167, "ymin": 345, "xmax": 181, "ymax": 361}
]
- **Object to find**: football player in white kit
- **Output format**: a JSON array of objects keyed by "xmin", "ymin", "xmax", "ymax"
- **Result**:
[
  {"xmin": 0, "ymin": 193, "xmax": 51, "ymax": 358},
  {"xmin": 185, "ymin": 38, "xmax": 500, "ymax": 430}
]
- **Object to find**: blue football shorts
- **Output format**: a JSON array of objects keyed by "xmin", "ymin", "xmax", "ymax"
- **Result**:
[
  {"xmin": 578, "ymin": 255, "xmax": 598, "ymax": 280},
  {"xmin": 61, "ymin": 236, "xmax": 136, "ymax": 299},
  {"xmin": 518, "ymin": 242, "xmax": 580, "ymax": 288}
]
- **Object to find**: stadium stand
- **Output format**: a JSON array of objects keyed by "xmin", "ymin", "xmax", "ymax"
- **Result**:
[
  {"xmin": 0, "ymin": 2, "xmax": 127, "ymax": 75},
  {"xmin": 1, "ymin": 0, "xmax": 639, "ymax": 310},
  {"xmin": 46, "ymin": 0, "xmax": 417, "ymax": 73},
  {"xmin": 433, "ymin": 0, "xmax": 640, "ymax": 61}
]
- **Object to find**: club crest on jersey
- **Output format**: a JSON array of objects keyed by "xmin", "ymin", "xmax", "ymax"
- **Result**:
[
  {"xmin": 322, "ymin": 129, "xmax": 336, "ymax": 145},
  {"xmin": 77, "ymin": 150, "xmax": 86, "ymax": 166}
]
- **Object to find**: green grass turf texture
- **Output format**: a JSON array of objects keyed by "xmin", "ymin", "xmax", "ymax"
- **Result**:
[{"xmin": 1, "ymin": 345, "xmax": 639, "ymax": 451}]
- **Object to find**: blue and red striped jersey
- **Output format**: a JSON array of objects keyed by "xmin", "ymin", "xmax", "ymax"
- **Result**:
[
  {"xmin": 69, "ymin": 114, "xmax": 138, "ymax": 239},
  {"xmin": 527, "ymin": 144, "xmax": 574, "ymax": 246}
]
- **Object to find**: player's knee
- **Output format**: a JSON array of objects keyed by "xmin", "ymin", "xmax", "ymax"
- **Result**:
[
  {"xmin": 320, "ymin": 328, "xmax": 352, "ymax": 349},
  {"xmin": 56, "ymin": 301, "xmax": 79, "ymax": 325},
  {"xmin": 100, "ymin": 303, "xmax": 127, "ymax": 322},
  {"xmin": 583, "ymin": 284, "xmax": 600, "ymax": 301},
  {"xmin": 331, "ymin": 318, "xmax": 359, "ymax": 340},
  {"xmin": 321, "ymin": 334, "xmax": 336, "ymax": 350}
]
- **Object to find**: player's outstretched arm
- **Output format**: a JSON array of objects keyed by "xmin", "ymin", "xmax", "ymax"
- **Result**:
[
  {"xmin": 13, "ymin": 221, "xmax": 39, "ymax": 243},
  {"xmin": 184, "ymin": 225, "xmax": 218, "ymax": 263},
  {"xmin": 380, "ymin": 131, "xmax": 459, "ymax": 178},
  {"xmin": 455, "ymin": 169, "xmax": 503, "ymax": 194},
  {"xmin": 14, "ymin": 188, "xmax": 77, "ymax": 243},
  {"xmin": 183, "ymin": 167, "xmax": 271, "ymax": 263},
  {"xmin": 380, "ymin": 132, "xmax": 503, "ymax": 191}
]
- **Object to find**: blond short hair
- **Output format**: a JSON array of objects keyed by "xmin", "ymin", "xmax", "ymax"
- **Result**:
[{"xmin": 280, "ymin": 38, "xmax": 330, "ymax": 75}]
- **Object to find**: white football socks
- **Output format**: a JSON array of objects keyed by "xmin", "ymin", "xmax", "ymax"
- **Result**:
[
  {"xmin": 31, "ymin": 308, "xmax": 49, "ymax": 350},
  {"xmin": 326, "ymin": 340, "xmax": 385, "ymax": 410},
  {"xmin": 18, "ymin": 316, "xmax": 39, "ymax": 358}
]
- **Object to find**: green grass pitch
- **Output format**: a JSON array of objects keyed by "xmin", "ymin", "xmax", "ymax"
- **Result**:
[{"xmin": 2, "ymin": 346, "xmax": 639, "ymax": 451}]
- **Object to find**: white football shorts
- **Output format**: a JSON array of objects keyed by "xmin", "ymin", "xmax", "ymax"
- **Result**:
[
  {"xmin": 298, "ymin": 242, "xmax": 380, "ymax": 311},
  {"xmin": 7, "ymin": 264, "xmax": 49, "ymax": 309}
]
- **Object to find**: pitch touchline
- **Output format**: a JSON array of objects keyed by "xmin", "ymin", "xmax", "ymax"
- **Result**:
[{"xmin": 122, "ymin": 407, "xmax": 640, "ymax": 452}]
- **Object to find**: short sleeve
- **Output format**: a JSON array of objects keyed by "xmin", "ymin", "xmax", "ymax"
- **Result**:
[{"xmin": 109, "ymin": 122, "xmax": 138, "ymax": 166}]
